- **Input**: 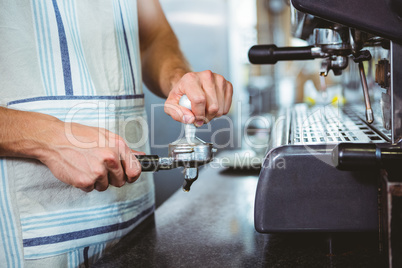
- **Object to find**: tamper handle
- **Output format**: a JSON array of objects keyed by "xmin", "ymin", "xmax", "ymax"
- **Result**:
[{"xmin": 179, "ymin": 95, "xmax": 197, "ymax": 140}]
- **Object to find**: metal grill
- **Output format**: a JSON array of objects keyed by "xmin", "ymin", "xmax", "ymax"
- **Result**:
[
  {"xmin": 344, "ymin": 107, "xmax": 392, "ymax": 141},
  {"xmin": 291, "ymin": 104, "xmax": 388, "ymax": 145}
]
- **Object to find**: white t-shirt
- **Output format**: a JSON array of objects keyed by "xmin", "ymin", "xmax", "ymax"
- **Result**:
[{"xmin": 0, "ymin": 0, "xmax": 155, "ymax": 267}]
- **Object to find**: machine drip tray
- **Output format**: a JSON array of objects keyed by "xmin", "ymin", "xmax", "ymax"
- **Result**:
[
  {"xmin": 291, "ymin": 104, "xmax": 390, "ymax": 146},
  {"xmin": 255, "ymin": 104, "xmax": 382, "ymax": 233}
]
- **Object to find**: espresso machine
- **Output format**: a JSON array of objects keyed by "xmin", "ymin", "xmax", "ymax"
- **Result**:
[{"xmin": 248, "ymin": 0, "xmax": 402, "ymax": 266}]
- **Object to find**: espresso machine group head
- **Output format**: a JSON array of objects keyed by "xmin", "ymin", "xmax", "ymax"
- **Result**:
[{"xmin": 249, "ymin": 0, "xmax": 402, "ymax": 132}]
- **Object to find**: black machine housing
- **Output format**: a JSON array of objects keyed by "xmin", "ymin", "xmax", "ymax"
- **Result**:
[{"xmin": 252, "ymin": 0, "xmax": 402, "ymax": 234}]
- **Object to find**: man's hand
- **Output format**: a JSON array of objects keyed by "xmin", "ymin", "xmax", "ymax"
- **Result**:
[
  {"xmin": 39, "ymin": 122, "xmax": 143, "ymax": 192},
  {"xmin": 164, "ymin": 70, "xmax": 233, "ymax": 127},
  {"xmin": 0, "ymin": 108, "xmax": 143, "ymax": 192},
  {"xmin": 137, "ymin": 1, "xmax": 233, "ymax": 125}
]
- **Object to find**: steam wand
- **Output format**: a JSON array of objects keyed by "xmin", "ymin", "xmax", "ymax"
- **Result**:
[{"xmin": 353, "ymin": 50, "xmax": 374, "ymax": 124}]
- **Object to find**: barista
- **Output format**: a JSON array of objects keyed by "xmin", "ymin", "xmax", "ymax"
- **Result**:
[{"xmin": 0, "ymin": 0, "xmax": 232, "ymax": 266}]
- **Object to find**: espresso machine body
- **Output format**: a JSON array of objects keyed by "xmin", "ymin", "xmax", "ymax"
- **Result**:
[
  {"xmin": 250, "ymin": 0, "xmax": 402, "ymax": 265},
  {"xmin": 291, "ymin": 0, "xmax": 402, "ymax": 44}
]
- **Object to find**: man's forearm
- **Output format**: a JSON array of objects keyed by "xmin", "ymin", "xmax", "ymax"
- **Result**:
[
  {"xmin": 138, "ymin": 0, "xmax": 191, "ymax": 98},
  {"xmin": 141, "ymin": 31, "xmax": 191, "ymax": 98},
  {"xmin": 137, "ymin": 0, "xmax": 233, "ymax": 126},
  {"xmin": 0, "ymin": 107, "xmax": 143, "ymax": 191},
  {"xmin": 0, "ymin": 107, "xmax": 60, "ymax": 159}
]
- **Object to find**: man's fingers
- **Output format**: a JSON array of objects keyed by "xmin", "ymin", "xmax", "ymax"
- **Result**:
[
  {"xmin": 120, "ymin": 146, "xmax": 143, "ymax": 183},
  {"xmin": 81, "ymin": 185, "xmax": 95, "ymax": 193},
  {"xmin": 175, "ymin": 73, "xmax": 207, "ymax": 125},
  {"xmin": 78, "ymin": 166, "xmax": 109, "ymax": 192},
  {"xmin": 105, "ymin": 157, "xmax": 126, "ymax": 188},
  {"xmin": 200, "ymin": 75, "xmax": 219, "ymax": 123},
  {"xmin": 223, "ymin": 80, "xmax": 233, "ymax": 115},
  {"xmin": 164, "ymin": 102, "xmax": 195, "ymax": 123},
  {"xmin": 94, "ymin": 176, "xmax": 109, "ymax": 191},
  {"xmin": 165, "ymin": 71, "xmax": 233, "ymax": 126}
]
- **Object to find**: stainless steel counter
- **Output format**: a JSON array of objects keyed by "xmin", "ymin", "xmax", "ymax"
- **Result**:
[{"xmin": 94, "ymin": 158, "xmax": 383, "ymax": 267}]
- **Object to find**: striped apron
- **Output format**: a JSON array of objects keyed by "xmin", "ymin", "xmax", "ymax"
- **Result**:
[{"xmin": 0, "ymin": 1, "xmax": 155, "ymax": 267}]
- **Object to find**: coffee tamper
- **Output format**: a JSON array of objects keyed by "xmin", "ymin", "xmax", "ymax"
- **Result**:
[{"xmin": 136, "ymin": 95, "xmax": 216, "ymax": 192}]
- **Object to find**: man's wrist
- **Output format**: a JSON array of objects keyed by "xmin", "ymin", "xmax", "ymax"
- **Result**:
[
  {"xmin": 0, "ymin": 108, "xmax": 63, "ymax": 161},
  {"xmin": 163, "ymin": 67, "xmax": 190, "ymax": 97}
]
